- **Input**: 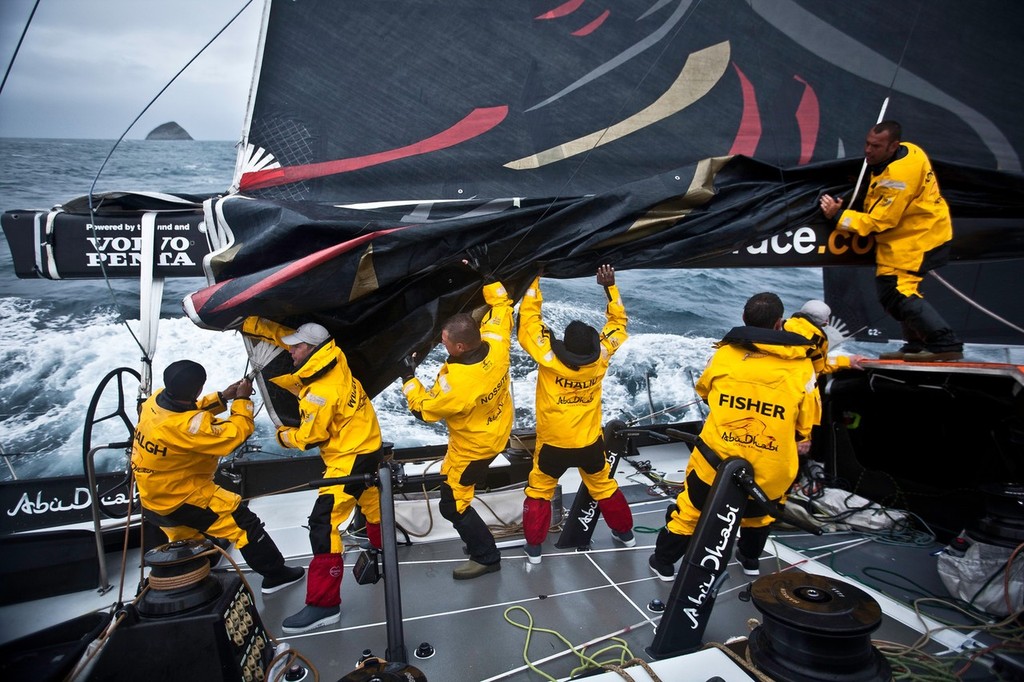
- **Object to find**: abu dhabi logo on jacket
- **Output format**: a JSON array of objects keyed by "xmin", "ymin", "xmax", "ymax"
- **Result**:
[{"xmin": 718, "ymin": 416, "xmax": 779, "ymax": 452}]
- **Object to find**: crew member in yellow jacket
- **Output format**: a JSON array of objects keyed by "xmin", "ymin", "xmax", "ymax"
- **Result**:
[
  {"xmin": 241, "ymin": 318, "xmax": 384, "ymax": 634},
  {"xmin": 783, "ymin": 300, "xmax": 865, "ymax": 380},
  {"xmin": 819, "ymin": 120, "xmax": 963, "ymax": 362},
  {"xmin": 132, "ymin": 360, "xmax": 304, "ymax": 594},
  {"xmin": 649, "ymin": 293, "xmax": 820, "ymax": 581},
  {"xmin": 400, "ymin": 263, "xmax": 514, "ymax": 581},
  {"xmin": 782, "ymin": 300, "xmax": 864, "ymax": 455},
  {"xmin": 516, "ymin": 264, "xmax": 634, "ymax": 564}
]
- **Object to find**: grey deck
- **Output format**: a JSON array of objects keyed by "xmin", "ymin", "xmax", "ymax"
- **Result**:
[
  {"xmin": 1, "ymin": 481, "xmax": 1017, "ymax": 681},
  {"xmin": 241, "ymin": 490, "xmax": 1006, "ymax": 681}
]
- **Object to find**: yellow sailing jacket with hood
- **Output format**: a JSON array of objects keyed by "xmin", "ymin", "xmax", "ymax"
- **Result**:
[
  {"xmin": 131, "ymin": 390, "xmax": 254, "ymax": 514},
  {"xmin": 517, "ymin": 276, "xmax": 627, "ymax": 450},
  {"xmin": 693, "ymin": 328, "xmax": 820, "ymax": 502},
  {"xmin": 782, "ymin": 314, "xmax": 853, "ymax": 376},
  {"xmin": 402, "ymin": 281, "xmax": 514, "ymax": 461},
  {"xmin": 242, "ymin": 317, "xmax": 382, "ymax": 461},
  {"xmin": 837, "ymin": 142, "xmax": 952, "ymax": 275}
]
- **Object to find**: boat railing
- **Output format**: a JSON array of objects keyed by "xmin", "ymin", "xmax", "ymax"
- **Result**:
[
  {"xmin": 84, "ymin": 440, "xmax": 132, "ymax": 594},
  {"xmin": 0, "ymin": 441, "xmax": 16, "ymax": 480}
]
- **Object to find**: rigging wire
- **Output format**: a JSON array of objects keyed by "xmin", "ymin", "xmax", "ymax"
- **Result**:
[
  {"xmin": 0, "ymin": 0, "xmax": 39, "ymax": 97},
  {"xmin": 843, "ymin": 1, "xmax": 921, "ymax": 213},
  {"xmin": 848, "ymin": 97, "xmax": 890, "ymax": 208},
  {"xmin": 83, "ymin": 0, "xmax": 255, "ymax": 363},
  {"xmin": 842, "ymin": 1, "xmax": 922, "ymax": 207},
  {"xmin": 626, "ymin": 398, "xmax": 702, "ymax": 427},
  {"xmin": 928, "ymin": 270, "xmax": 1024, "ymax": 337}
]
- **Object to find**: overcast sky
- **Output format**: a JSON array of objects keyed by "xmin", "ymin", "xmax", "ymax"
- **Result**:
[{"xmin": 0, "ymin": 0, "xmax": 262, "ymax": 140}]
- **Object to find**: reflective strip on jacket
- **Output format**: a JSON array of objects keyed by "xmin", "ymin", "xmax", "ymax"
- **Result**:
[
  {"xmin": 402, "ymin": 281, "xmax": 514, "ymax": 463},
  {"xmin": 242, "ymin": 316, "xmax": 383, "ymax": 461},
  {"xmin": 517, "ymin": 276, "xmax": 627, "ymax": 450},
  {"xmin": 837, "ymin": 142, "xmax": 952, "ymax": 275},
  {"xmin": 131, "ymin": 389, "xmax": 254, "ymax": 514}
]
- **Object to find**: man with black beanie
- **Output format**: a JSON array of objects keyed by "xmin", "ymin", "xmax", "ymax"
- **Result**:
[
  {"xmin": 132, "ymin": 360, "xmax": 304, "ymax": 594},
  {"xmin": 516, "ymin": 264, "xmax": 635, "ymax": 564}
]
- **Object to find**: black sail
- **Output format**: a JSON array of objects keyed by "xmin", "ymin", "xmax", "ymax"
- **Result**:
[{"xmin": 4, "ymin": 1, "xmax": 1023, "ymax": 398}]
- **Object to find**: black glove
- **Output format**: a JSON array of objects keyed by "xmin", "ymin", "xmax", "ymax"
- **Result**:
[
  {"xmin": 398, "ymin": 354, "xmax": 419, "ymax": 382},
  {"xmin": 463, "ymin": 245, "xmax": 495, "ymax": 282}
]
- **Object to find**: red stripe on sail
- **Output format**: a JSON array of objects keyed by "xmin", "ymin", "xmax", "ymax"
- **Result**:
[
  {"xmin": 793, "ymin": 75, "xmax": 819, "ymax": 165},
  {"xmin": 536, "ymin": 0, "xmax": 585, "ymax": 20},
  {"xmin": 204, "ymin": 227, "xmax": 406, "ymax": 314},
  {"xmin": 728, "ymin": 64, "xmax": 761, "ymax": 156},
  {"xmin": 240, "ymin": 106, "xmax": 508, "ymax": 192},
  {"xmin": 572, "ymin": 10, "xmax": 610, "ymax": 36},
  {"xmin": 185, "ymin": 280, "xmax": 227, "ymax": 313}
]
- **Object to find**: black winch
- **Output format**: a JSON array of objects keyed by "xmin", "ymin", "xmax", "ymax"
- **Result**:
[
  {"xmin": 747, "ymin": 573, "xmax": 892, "ymax": 682},
  {"xmin": 137, "ymin": 538, "xmax": 222, "ymax": 617}
]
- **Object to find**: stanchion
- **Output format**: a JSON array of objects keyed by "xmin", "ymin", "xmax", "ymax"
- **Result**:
[
  {"xmin": 647, "ymin": 456, "xmax": 751, "ymax": 658},
  {"xmin": 312, "ymin": 463, "xmax": 444, "ymax": 677}
]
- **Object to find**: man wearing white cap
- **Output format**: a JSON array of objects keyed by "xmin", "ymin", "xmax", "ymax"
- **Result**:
[
  {"xmin": 242, "ymin": 317, "xmax": 385, "ymax": 634},
  {"xmin": 783, "ymin": 300, "xmax": 865, "ymax": 379},
  {"xmin": 783, "ymin": 300, "xmax": 865, "ymax": 459}
]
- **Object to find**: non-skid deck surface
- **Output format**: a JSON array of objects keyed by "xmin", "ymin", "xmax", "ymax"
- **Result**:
[
  {"xmin": 256, "ymin": 498, "xmax": 685, "ymax": 681},
  {"xmin": 246, "ymin": 499, "xmax": 979, "ymax": 681},
  {"xmin": 2, "ymin": 484, "xmax": 1014, "ymax": 681}
]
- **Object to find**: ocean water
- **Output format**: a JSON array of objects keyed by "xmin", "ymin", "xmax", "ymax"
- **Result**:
[{"xmin": 0, "ymin": 138, "xmax": 1009, "ymax": 481}]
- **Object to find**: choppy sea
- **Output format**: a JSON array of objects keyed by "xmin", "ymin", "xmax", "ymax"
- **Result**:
[{"xmin": 1, "ymin": 138, "xmax": 1016, "ymax": 481}]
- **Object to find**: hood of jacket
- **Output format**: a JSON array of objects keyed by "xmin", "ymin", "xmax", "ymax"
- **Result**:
[
  {"xmin": 271, "ymin": 340, "xmax": 340, "ymax": 395},
  {"xmin": 716, "ymin": 325, "xmax": 811, "ymax": 361}
]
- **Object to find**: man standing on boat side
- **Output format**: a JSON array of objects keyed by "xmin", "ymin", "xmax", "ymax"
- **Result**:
[
  {"xmin": 649, "ymin": 293, "xmax": 819, "ymax": 581},
  {"xmin": 241, "ymin": 318, "xmax": 384, "ymax": 634},
  {"xmin": 516, "ymin": 264, "xmax": 635, "ymax": 564},
  {"xmin": 819, "ymin": 120, "xmax": 964, "ymax": 362},
  {"xmin": 399, "ymin": 255, "xmax": 514, "ymax": 580},
  {"xmin": 132, "ymin": 360, "xmax": 305, "ymax": 594}
]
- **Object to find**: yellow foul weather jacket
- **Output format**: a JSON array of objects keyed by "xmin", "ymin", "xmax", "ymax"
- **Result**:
[
  {"xmin": 690, "ymin": 331, "xmax": 820, "ymax": 524},
  {"xmin": 402, "ymin": 281, "xmax": 515, "ymax": 466},
  {"xmin": 517, "ymin": 276, "xmax": 627, "ymax": 450},
  {"xmin": 131, "ymin": 389, "xmax": 254, "ymax": 515},
  {"xmin": 837, "ymin": 142, "xmax": 952, "ymax": 276},
  {"xmin": 782, "ymin": 314, "xmax": 854, "ymax": 376},
  {"xmin": 241, "ymin": 317, "xmax": 383, "ymax": 461}
]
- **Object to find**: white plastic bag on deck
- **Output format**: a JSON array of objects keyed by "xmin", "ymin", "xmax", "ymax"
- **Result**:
[
  {"xmin": 936, "ymin": 533, "xmax": 1024, "ymax": 617},
  {"xmin": 786, "ymin": 486, "xmax": 908, "ymax": 533}
]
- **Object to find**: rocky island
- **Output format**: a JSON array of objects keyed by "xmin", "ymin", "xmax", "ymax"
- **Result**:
[{"xmin": 146, "ymin": 122, "xmax": 193, "ymax": 140}]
